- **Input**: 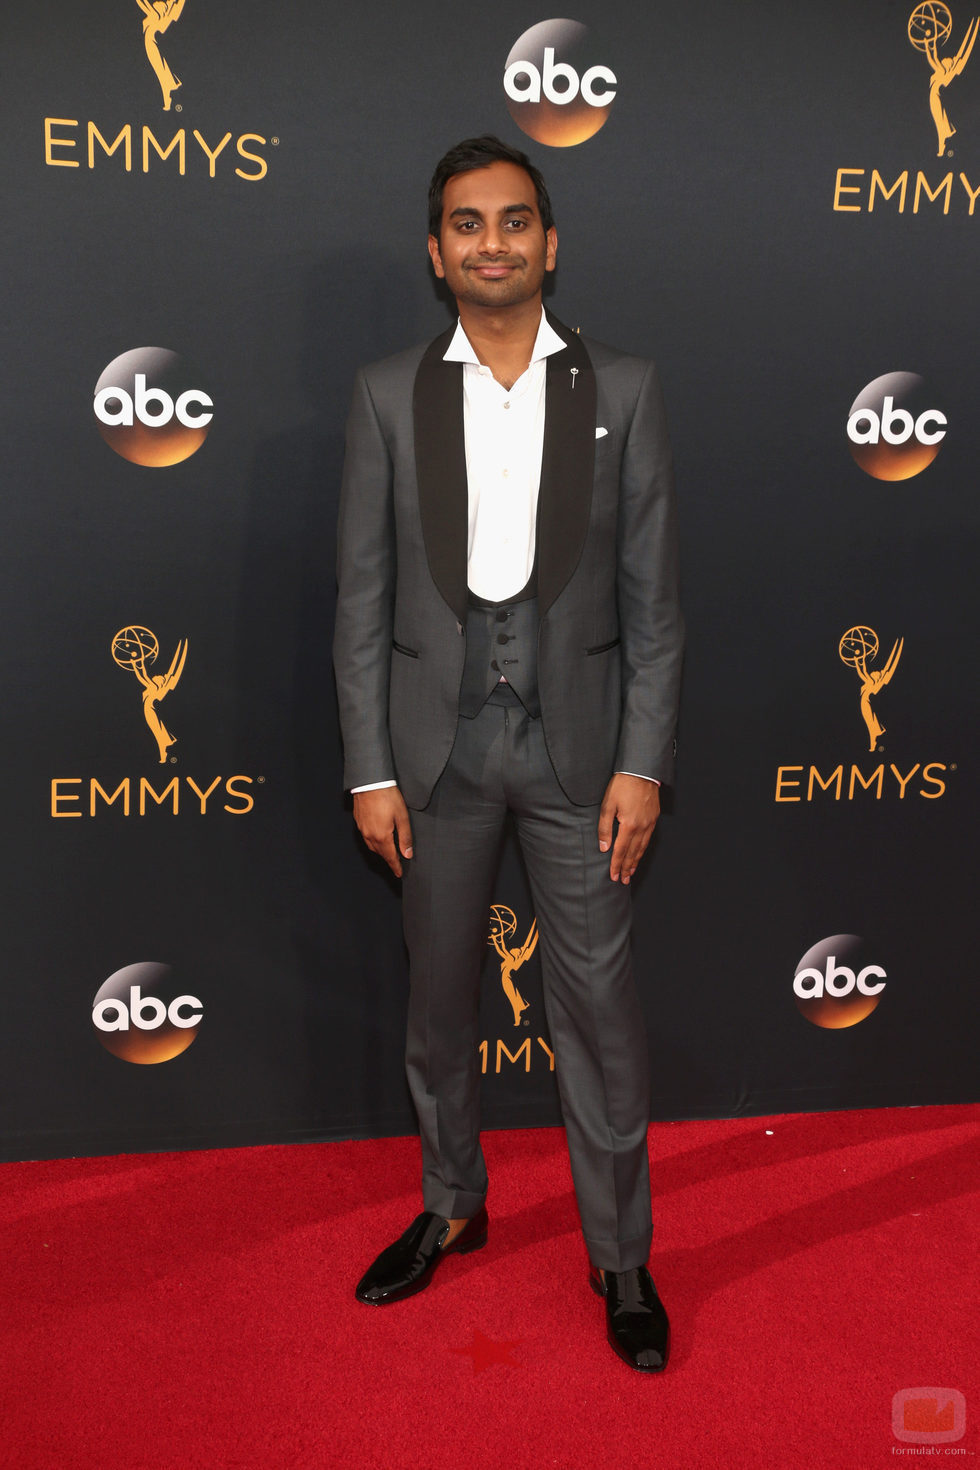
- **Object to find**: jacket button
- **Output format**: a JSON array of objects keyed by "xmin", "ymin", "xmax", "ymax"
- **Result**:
[
  {"xmin": 496, "ymin": 633, "xmax": 511, "ymax": 645},
  {"xmin": 491, "ymin": 659, "xmax": 499, "ymax": 672},
  {"xmin": 495, "ymin": 610, "xmax": 509, "ymax": 623}
]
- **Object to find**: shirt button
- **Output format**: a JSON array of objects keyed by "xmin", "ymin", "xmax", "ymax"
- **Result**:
[
  {"xmin": 502, "ymin": 468, "xmax": 509, "ymax": 478},
  {"xmin": 503, "ymin": 401, "xmax": 510, "ymax": 410}
]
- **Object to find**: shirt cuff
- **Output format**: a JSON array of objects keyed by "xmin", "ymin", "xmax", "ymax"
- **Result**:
[
  {"xmin": 616, "ymin": 771, "xmax": 660, "ymax": 786},
  {"xmin": 351, "ymin": 780, "xmax": 398, "ymax": 793}
]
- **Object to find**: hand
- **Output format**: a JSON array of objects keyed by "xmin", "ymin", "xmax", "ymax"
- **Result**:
[
  {"xmin": 597, "ymin": 774, "xmax": 660, "ymax": 884},
  {"xmin": 353, "ymin": 786, "xmax": 414, "ymax": 877}
]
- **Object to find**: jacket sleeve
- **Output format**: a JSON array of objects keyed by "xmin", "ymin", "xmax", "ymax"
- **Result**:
[
  {"xmin": 332, "ymin": 367, "xmax": 398, "ymax": 792},
  {"xmin": 612, "ymin": 361, "xmax": 685, "ymax": 785}
]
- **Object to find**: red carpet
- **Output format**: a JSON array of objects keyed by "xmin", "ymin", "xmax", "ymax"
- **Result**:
[{"xmin": 2, "ymin": 1104, "xmax": 977, "ymax": 1469}]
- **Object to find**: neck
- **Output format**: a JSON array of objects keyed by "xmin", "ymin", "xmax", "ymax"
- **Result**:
[{"xmin": 456, "ymin": 296, "xmax": 544, "ymax": 391}]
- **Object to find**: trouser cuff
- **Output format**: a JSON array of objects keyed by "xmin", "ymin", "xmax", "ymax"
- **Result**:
[
  {"xmin": 422, "ymin": 1185, "xmax": 487, "ymax": 1221},
  {"xmin": 584, "ymin": 1224, "xmax": 653, "ymax": 1274}
]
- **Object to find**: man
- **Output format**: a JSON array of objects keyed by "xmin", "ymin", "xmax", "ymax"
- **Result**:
[{"xmin": 333, "ymin": 136, "xmax": 683, "ymax": 1372}]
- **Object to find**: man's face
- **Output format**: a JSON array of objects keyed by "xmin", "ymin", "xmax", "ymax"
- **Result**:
[{"xmin": 428, "ymin": 160, "xmax": 557, "ymax": 310}]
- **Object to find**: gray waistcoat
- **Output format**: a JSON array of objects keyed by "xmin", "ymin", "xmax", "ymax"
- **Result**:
[{"xmin": 458, "ymin": 595, "xmax": 541, "ymax": 719}]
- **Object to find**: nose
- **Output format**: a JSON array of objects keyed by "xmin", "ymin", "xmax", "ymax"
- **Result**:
[{"xmin": 479, "ymin": 223, "xmax": 508, "ymax": 256}]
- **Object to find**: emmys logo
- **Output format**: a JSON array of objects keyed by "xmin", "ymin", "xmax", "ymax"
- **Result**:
[
  {"xmin": 478, "ymin": 904, "xmax": 554, "ymax": 1075},
  {"xmin": 909, "ymin": 3, "xmax": 978, "ymax": 155},
  {"xmin": 793, "ymin": 935, "xmax": 886, "ymax": 1029},
  {"xmin": 846, "ymin": 374, "xmax": 946, "ymax": 480},
  {"xmin": 488, "ymin": 905, "xmax": 538, "ymax": 1026},
  {"xmin": 839, "ymin": 626, "xmax": 903, "ymax": 752},
  {"xmin": 503, "ymin": 20, "xmax": 617, "ymax": 147},
  {"xmin": 773, "ymin": 626, "xmax": 953, "ymax": 804},
  {"xmin": 92, "ymin": 962, "xmax": 202, "ymax": 1063},
  {"xmin": 94, "ymin": 348, "xmax": 212, "ymax": 467},
  {"xmin": 137, "ymin": 0, "xmax": 186, "ymax": 111},
  {"xmin": 42, "ymin": 5, "xmax": 273, "ymax": 182},
  {"xmin": 48, "ymin": 626, "xmax": 261, "ymax": 819},
  {"xmin": 831, "ymin": 6, "xmax": 980, "ymax": 215},
  {"xmin": 112, "ymin": 625, "xmax": 188, "ymax": 763}
]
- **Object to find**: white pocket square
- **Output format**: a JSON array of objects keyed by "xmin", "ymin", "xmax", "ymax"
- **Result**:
[{"xmin": 595, "ymin": 427, "xmax": 608, "ymax": 439}]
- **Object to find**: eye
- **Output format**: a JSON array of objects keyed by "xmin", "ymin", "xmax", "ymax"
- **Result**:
[{"xmin": 505, "ymin": 218, "xmax": 528, "ymax": 231}]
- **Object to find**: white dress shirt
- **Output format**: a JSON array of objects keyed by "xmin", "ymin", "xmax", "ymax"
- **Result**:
[{"xmin": 444, "ymin": 309, "xmax": 566, "ymax": 602}]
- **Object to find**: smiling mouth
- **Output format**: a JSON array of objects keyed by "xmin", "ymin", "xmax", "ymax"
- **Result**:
[{"xmin": 467, "ymin": 261, "xmax": 521, "ymax": 275}]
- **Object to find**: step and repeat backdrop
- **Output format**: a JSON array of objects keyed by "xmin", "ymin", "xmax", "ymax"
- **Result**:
[{"xmin": 2, "ymin": 1, "xmax": 976, "ymax": 1160}]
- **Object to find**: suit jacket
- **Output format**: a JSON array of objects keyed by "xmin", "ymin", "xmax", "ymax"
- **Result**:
[{"xmin": 333, "ymin": 312, "xmax": 683, "ymax": 810}]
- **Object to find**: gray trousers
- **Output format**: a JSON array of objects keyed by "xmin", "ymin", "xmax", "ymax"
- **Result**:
[{"xmin": 401, "ymin": 684, "xmax": 654, "ymax": 1272}]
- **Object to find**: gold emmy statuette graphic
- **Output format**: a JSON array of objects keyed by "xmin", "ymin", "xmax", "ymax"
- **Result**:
[
  {"xmin": 839, "ymin": 626, "xmax": 903, "ymax": 752},
  {"xmin": 136, "ymin": 0, "xmax": 186, "ymax": 111},
  {"xmin": 908, "ymin": 2, "xmax": 979, "ymax": 155},
  {"xmin": 112, "ymin": 624, "xmax": 188, "ymax": 763},
  {"xmin": 488, "ymin": 905, "xmax": 538, "ymax": 1027}
]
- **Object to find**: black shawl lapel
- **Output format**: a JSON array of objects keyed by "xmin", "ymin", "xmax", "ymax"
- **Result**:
[
  {"xmin": 537, "ymin": 315, "xmax": 596, "ymax": 615},
  {"xmin": 413, "ymin": 325, "xmax": 468, "ymax": 623},
  {"xmin": 412, "ymin": 313, "xmax": 596, "ymax": 622}
]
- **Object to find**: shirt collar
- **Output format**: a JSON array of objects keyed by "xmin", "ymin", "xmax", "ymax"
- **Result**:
[{"xmin": 443, "ymin": 307, "xmax": 567, "ymax": 366}]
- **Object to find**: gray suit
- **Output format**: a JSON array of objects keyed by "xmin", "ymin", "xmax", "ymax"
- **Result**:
[{"xmin": 334, "ymin": 313, "xmax": 683, "ymax": 1271}]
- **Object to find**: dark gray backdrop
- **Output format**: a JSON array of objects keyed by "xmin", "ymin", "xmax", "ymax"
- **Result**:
[{"xmin": 1, "ymin": 0, "xmax": 976, "ymax": 1160}]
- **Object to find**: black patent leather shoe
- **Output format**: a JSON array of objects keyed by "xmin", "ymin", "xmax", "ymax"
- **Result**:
[
  {"xmin": 355, "ymin": 1207, "xmax": 488, "ymax": 1305},
  {"xmin": 590, "ymin": 1264, "xmax": 670, "ymax": 1372}
]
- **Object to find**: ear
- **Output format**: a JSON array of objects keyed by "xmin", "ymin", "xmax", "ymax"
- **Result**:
[
  {"xmin": 427, "ymin": 234, "xmax": 446, "ymax": 279},
  {"xmin": 545, "ymin": 226, "xmax": 558, "ymax": 273}
]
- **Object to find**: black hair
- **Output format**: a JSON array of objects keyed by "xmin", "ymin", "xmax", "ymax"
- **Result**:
[{"xmin": 427, "ymin": 135, "xmax": 555, "ymax": 238}]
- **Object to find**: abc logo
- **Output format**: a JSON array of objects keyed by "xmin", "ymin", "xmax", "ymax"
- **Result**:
[
  {"xmin": 94, "ymin": 348, "xmax": 213, "ymax": 467},
  {"xmin": 846, "ymin": 373, "xmax": 946, "ymax": 481},
  {"xmin": 92, "ymin": 962, "xmax": 203, "ymax": 1063},
  {"xmin": 793, "ymin": 935, "xmax": 886, "ymax": 1029},
  {"xmin": 504, "ymin": 20, "xmax": 617, "ymax": 147}
]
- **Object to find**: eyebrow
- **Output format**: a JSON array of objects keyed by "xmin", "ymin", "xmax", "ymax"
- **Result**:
[{"xmin": 448, "ymin": 203, "xmax": 534, "ymax": 220}]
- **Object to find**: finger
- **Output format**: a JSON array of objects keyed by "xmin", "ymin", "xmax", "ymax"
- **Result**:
[
  {"xmin": 622, "ymin": 829, "xmax": 651, "ymax": 880},
  {"xmin": 380, "ymin": 831, "xmax": 403, "ymax": 878},
  {"xmin": 626, "ymin": 812, "xmax": 661, "ymax": 876},
  {"xmin": 609, "ymin": 823, "xmax": 632, "ymax": 882},
  {"xmin": 597, "ymin": 797, "xmax": 616, "ymax": 853},
  {"xmin": 396, "ymin": 809, "xmax": 414, "ymax": 861},
  {"xmin": 357, "ymin": 817, "xmax": 403, "ymax": 878}
]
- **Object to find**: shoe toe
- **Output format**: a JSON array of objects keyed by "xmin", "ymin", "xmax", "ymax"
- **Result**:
[
  {"xmin": 354, "ymin": 1270, "xmax": 388, "ymax": 1304},
  {"xmin": 599, "ymin": 1266, "xmax": 671, "ymax": 1373},
  {"xmin": 633, "ymin": 1345, "xmax": 667, "ymax": 1371}
]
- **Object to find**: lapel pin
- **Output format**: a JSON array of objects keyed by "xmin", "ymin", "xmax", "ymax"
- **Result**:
[{"xmin": 570, "ymin": 367, "xmax": 578, "ymax": 390}]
